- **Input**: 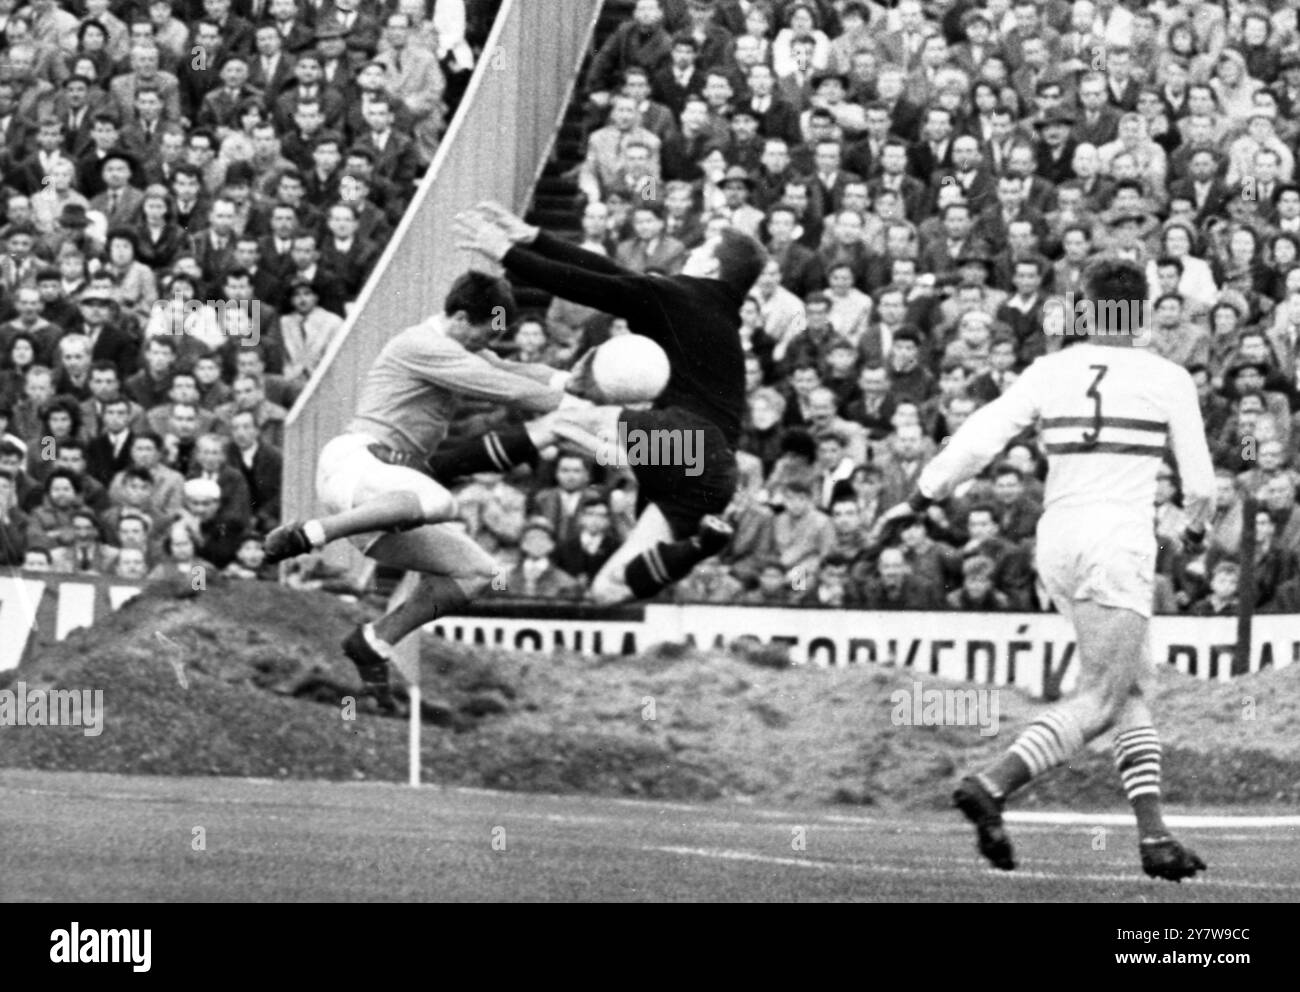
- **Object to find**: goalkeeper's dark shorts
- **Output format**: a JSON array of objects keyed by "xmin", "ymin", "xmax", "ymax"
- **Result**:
[{"xmin": 619, "ymin": 406, "xmax": 737, "ymax": 540}]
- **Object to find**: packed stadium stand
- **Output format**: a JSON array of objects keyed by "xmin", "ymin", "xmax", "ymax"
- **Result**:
[
  {"xmin": 4, "ymin": 0, "xmax": 1300, "ymax": 620},
  {"xmin": 0, "ymin": 0, "xmax": 500, "ymax": 580}
]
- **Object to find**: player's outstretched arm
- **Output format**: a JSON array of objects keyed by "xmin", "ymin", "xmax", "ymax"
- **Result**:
[
  {"xmin": 409, "ymin": 334, "xmax": 566, "ymax": 414},
  {"xmin": 476, "ymin": 201, "xmax": 630, "ymax": 277},
  {"xmin": 458, "ymin": 355, "xmax": 568, "ymax": 414},
  {"xmin": 517, "ymin": 230, "xmax": 632, "ymax": 277},
  {"xmin": 1167, "ymin": 370, "xmax": 1217, "ymax": 533},
  {"xmin": 456, "ymin": 209, "xmax": 647, "ymax": 318},
  {"xmin": 477, "ymin": 349, "xmax": 567, "ymax": 388},
  {"xmin": 500, "ymin": 244, "xmax": 651, "ymax": 318},
  {"xmin": 896, "ymin": 362, "xmax": 1046, "ymax": 518},
  {"xmin": 486, "ymin": 349, "xmax": 613, "ymax": 405}
]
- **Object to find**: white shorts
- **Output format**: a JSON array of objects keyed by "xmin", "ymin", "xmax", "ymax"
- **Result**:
[
  {"xmin": 1035, "ymin": 514, "xmax": 1156, "ymax": 621},
  {"xmin": 316, "ymin": 432, "xmax": 452, "ymax": 551}
]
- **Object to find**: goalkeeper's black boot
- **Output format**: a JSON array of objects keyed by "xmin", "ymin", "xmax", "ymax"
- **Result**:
[
  {"xmin": 342, "ymin": 625, "xmax": 397, "ymax": 714},
  {"xmin": 696, "ymin": 515, "xmax": 734, "ymax": 557},
  {"xmin": 1140, "ymin": 835, "xmax": 1207, "ymax": 882},
  {"xmin": 263, "ymin": 521, "xmax": 315, "ymax": 565},
  {"xmin": 954, "ymin": 775, "xmax": 1016, "ymax": 870}
]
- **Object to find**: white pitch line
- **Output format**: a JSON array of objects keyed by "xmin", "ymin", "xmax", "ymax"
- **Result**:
[
  {"xmin": 825, "ymin": 811, "xmax": 1300, "ymax": 830},
  {"xmin": 442, "ymin": 789, "xmax": 707, "ymax": 815},
  {"xmin": 647, "ymin": 846, "xmax": 1300, "ymax": 891},
  {"xmin": 451, "ymin": 787, "xmax": 515, "ymax": 797},
  {"xmin": 607, "ymin": 798, "xmax": 718, "ymax": 813},
  {"xmin": 1007, "ymin": 812, "xmax": 1300, "ymax": 829}
]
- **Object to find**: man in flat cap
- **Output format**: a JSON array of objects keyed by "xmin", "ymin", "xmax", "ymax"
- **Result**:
[
  {"xmin": 1036, "ymin": 107, "xmax": 1079, "ymax": 185},
  {"xmin": 316, "ymin": 0, "xmax": 380, "ymax": 65}
]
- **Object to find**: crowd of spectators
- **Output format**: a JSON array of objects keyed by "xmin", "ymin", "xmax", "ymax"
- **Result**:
[
  {"xmin": 0, "ymin": 0, "xmax": 494, "ymax": 581},
  {"xmin": 445, "ymin": 0, "xmax": 1300, "ymax": 615},
  {"xmin": 8, "ymin": 0, "xmax": 1300, "ymax": 617}
]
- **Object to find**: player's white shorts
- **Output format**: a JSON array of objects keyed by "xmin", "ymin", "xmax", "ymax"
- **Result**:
[
  {"xmin": 317, "ymin": 432, "xmax": 451, "ymax": 551},
  {"xmin": 1035, "ymin": 511, "xmax": 1156, "ymax": 621}
]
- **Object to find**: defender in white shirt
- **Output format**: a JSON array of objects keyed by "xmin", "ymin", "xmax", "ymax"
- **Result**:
[{"xmin": 883, "ymin": 260, "xmax": 1215, "ymax": 881}]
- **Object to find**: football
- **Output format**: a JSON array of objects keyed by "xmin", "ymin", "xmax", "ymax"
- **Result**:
[{"xmin": 591, "ymin": 334, "xmax": 670, "ymax": 404}]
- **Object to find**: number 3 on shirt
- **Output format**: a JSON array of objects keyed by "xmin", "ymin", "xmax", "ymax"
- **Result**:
[{"xmin": 1081, "ymin": 364, "xmax": 1108, "ymax": 447}]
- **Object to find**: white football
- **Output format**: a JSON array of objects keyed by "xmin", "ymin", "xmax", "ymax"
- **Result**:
[{"xmin": 592, "ymin": 334, "xmax": 670, "ymax": 404}]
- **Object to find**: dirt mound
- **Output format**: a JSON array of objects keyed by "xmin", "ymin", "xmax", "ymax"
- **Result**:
[
  {"xmin": 2, "ymin": 580, "xmax": 713, "ymax": 796},
  {"xmin": 5, "ymin": 580, "xmax": 1299, "ymax": 808}
]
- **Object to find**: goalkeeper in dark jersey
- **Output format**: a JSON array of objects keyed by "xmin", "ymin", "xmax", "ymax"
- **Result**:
[{"xmin": 433, "ymin": 202, "xmax": 768, "ymax": 604}]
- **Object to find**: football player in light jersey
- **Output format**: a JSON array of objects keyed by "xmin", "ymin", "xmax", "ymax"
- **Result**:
[
  {"xmin": 264, "ymin": 272, "xmax": 574, "ymax": 705},
  {"xmin": 881, "ymin": 259, "xmax": 1216, "ymax": 881}
]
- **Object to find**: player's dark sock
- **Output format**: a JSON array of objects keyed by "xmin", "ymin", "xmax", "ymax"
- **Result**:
[
  {"xmin": 342, "ymin": 624, "xmax": 396, "ymax": 713},
  {"xmin": 624, "ymin": 516, "xmax": 733, "ymax": 600},
  {"xmin": 1114, "ymin": 726, "xmax": 1168, "ymax": 838},
  {"xmin": 429, "ymin": 425, "xmax": 538, "ymax": 479},
  {"xmin": 373, "ymin": 574, "xmax": 472, "ymax": 647}
]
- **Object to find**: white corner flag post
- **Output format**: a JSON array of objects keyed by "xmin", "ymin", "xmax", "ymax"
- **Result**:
[{"xmin": 389, "ymin": 571, "xmax": 423, "ymax": 788}]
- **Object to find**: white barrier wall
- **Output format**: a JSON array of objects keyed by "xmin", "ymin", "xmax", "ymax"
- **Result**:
[
  {"xmin": 0, "ymin": 574, "xmax": 142, "ymax": 672},
  {"xmin": 433, "ymin": 606, "xmax": 1290, "ymax": 698}
]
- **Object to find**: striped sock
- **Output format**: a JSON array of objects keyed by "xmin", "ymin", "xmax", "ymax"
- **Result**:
[
  {"xmin": 1007, "ymin": 710, "xmax": 1085, "ymax": 777},
  {"xmin": 1114, "ymin": 726, "xmax": 1167, "ymax": 838},
  {"xmin": 624, "ymin": 536, "xmax": 713, "ymax": 600},
  {"xmin": 480, "ymin": 430, "xmax": 522, "ymax": 471}
]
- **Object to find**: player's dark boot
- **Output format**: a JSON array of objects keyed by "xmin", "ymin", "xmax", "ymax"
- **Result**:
[
  {"xmin": 696, "ymin": 515, "xmax": 734, "ymax": 557},
  {"xmin": 263, "ymin": 521, "xmax": 315, "ymax": 565},
  {"xmin": 342, "ymin": 626, "xmax": 396, "ymax": 714},
  {"xmin": 954, "ymin": 775, "xmax": 1016, "ymax": 870},
  {"xmin": 623, "ymin": 515, "xmax": 736, "ymax": 601},
  {"xmin": 1139, "ymin": 836, "xmax": 1207, "ymax": 882}
]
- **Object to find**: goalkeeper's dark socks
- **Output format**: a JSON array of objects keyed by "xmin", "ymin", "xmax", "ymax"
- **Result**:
[
  {"xmin": 429, "ymin": 425, "xmax": 538, "ymax": 479},
  {"xmin": 1114, "ymin": 726, "xmax": 1167, "ymax": 838},
  {"xmin": 695, "ymin": 514, "xmax": 734, "ymax": 557},
  {"xmin": 624, "ymin": 516, "xmax": 734, "ymax": 600},
  {"xmin": 1132, "ymin": 796, "xmax": 1167, "ymax": 841}
]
